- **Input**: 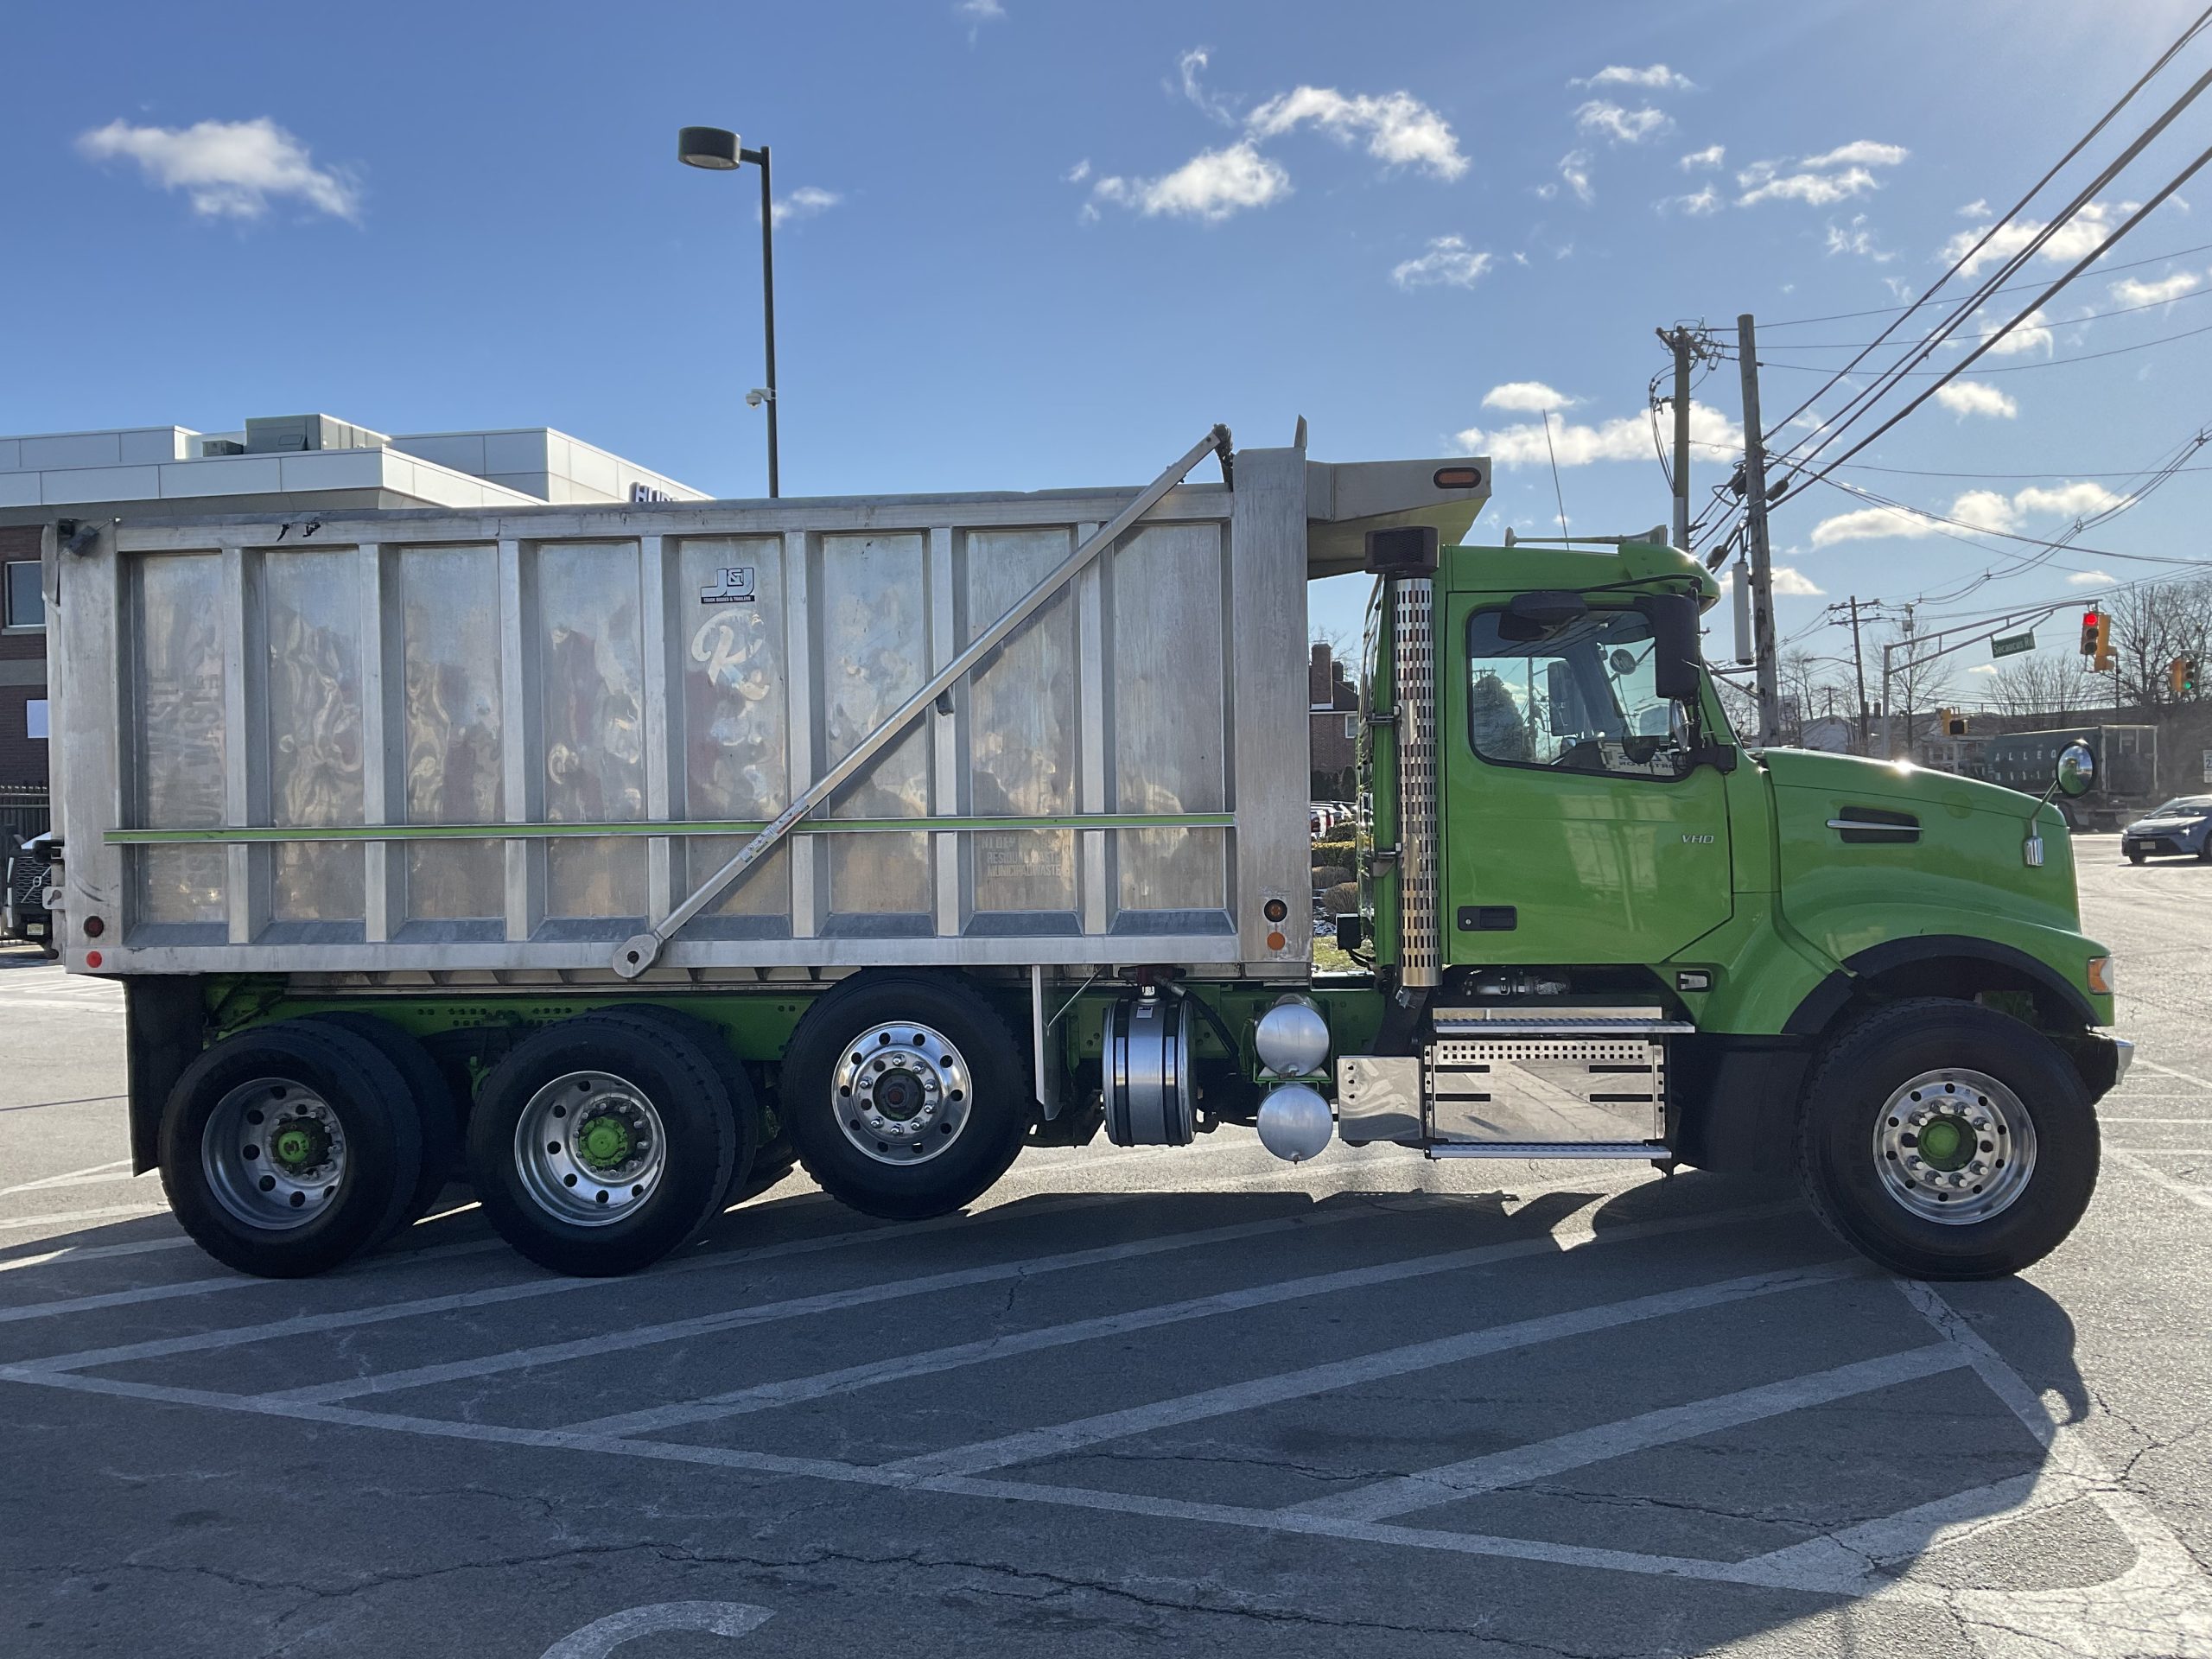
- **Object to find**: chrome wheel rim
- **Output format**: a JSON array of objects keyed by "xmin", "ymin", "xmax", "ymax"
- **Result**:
[
  {"xmin": 833, "ymin": 1021, "xmax": 972, "ymax": 1166},
  {"xmin": 201, "ymin": 1077, "xmax": 347, "ymax": 1231},
  {"xmin": 512, "ymin": 1071, "xmax": 668, "ymax": 1226},
  {"xmin": 1872, "ymin": 1067, "xmax": 2037, "ymax": 1225}
]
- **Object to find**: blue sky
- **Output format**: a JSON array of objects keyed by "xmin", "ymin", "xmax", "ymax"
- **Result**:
[{"xmin": 6, "ymin": 0, "xmax": 2212, "ymax": 679}]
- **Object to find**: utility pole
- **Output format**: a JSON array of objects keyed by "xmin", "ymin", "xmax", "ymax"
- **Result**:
[
  {"xmin": 1827, "ymin": 595, "xmax": 1875, "ymax": 751},
  {"xmin": 1735, "ymin": 315, "xmax": 1783, "ymax": 745},
  {"xmin": 1654, "ymin": 324, "xmax": 1710, "ymax": 550}
]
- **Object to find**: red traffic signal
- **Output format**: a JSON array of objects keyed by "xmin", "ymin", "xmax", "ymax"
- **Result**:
[{"xmin": 2079, "ymin": 609, "xmax": 2101, "ymax": 655}]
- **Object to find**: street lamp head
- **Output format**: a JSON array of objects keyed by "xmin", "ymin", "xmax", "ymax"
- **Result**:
[{"xmin": 677, "ymin": 126, "xmax": 741, "ymax": 170}]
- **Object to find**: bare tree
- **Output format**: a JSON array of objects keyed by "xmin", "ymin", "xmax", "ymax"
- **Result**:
[
  {"xmin": 1986, "ymin": 649, "xmax": 2101, "ymax": 717},
  {"xmin": 2104, "ymin": 577, "xmax": 2212, "ymax": 708}
]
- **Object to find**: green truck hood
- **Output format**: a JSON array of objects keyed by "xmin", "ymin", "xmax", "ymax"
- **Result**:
[
  {"xmin": 1761, "ymin": 748, "xmax": 2067, "ymax": 828},
  {"xmin": 1760, "ymin": 747, "xmax": 2098, "ymax": 1000}
]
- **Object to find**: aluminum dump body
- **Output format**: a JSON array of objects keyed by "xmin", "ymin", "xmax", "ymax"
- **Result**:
[{"xmin": 50, "ymin": 442, "xmax": 1484, "ymax": 981}]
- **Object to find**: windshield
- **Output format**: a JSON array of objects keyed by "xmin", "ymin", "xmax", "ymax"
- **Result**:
[
  {"xmin": 1466, "ymin": 607, "xmax": 1695, "ymax": 779},
  {"xmin": 2148, "ymin": 797, "xmax": 2212, "ymax": 817}
]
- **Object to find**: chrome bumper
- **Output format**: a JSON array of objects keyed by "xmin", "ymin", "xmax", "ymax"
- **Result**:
[{"xmin": 2112, "ymin": 1035, "xmax": 2136, "ymax": 1084}]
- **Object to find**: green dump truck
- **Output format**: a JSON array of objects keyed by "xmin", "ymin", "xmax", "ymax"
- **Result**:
[{"xmin": 41, "ymin": 425, "xmax": 2127, "ymax": 1283}]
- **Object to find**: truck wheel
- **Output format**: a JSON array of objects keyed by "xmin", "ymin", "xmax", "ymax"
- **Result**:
[
  {"xmin": 1797, "ymin": 998, "xmax": 2098, "ymax": 1280},
  {"xmin": 299, "ymin": 1012, "xmax": 463, "ymax": 1240},
  {"xmin": 599, "ymin": 1003, "xmax": 765, "ymax": 1213},
  {"xmin": 781, "ymin": 973, "xmax": 1029, "ymax": 1220},
  {"xmin": 158, "ymin": 1022, "xmax": 425, "ymax": 1279},
  {"xmin": 466, "ymin": 1012, "xmax": 738, "ymax": 1276},
  {"xmin": 2128, "ymin": 847, "xmax": 2147, "ymax": 865}
]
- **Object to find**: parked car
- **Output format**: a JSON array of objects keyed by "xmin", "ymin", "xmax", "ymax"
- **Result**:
[
  {"xmin": 3, "ymin": 830, "xmax": 54, "ymax": 949},
  {"xmin": 2120, "ymin": 797, "xmax": 2212, "ymax": 863}
]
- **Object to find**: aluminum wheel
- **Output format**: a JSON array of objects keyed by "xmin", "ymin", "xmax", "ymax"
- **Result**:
[
  {"xmin": 200, "ymin": 1077, "xmax": 348, "ymax": 1231},
  {"xmin": 512, "ymin": 1071, "xmax": 669, "ymax": 1227},
  {"xmin": 1872, "ymin": 1066, "xmax": 2037, "ymax": 1225},
  {"xmin": 833, "ymin": 1020, "xmax": 972, "ymax": 1166}
]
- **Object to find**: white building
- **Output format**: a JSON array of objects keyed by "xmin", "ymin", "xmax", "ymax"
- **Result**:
[{"xmin": 0, "ymin": 413, "xmax": 708, "ymax": 785}]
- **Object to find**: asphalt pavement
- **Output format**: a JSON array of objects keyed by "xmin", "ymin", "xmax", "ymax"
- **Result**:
[{"xmin": 2, "ymin": 836, "xmax": 2209, "ymax": 1658}]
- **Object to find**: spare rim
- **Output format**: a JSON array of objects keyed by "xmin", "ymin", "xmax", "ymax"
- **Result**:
[
  {"xmin": 201, "ymin": 1077, "xmax": 348, "ymax": 1231},
  {"xmin": 512, "ymin": 1070, "xmax": 670, "ymax": 1226}
]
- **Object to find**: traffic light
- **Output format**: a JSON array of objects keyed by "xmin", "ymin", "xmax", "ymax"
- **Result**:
[
  {"xmin": 2171, "ymin": 656, "xmax": 2200, "ymax": 698},
  {"xmin": 2092, "ymin": 613, "xmax": 2114, "ymax": 672},
  {"xmin": 1946, "ymin": 711, "xmax": 1969, "ymax": 736},
  {"xmin": 2080, "ymin": 609, "xmax": 2101, "ymax": 655}
]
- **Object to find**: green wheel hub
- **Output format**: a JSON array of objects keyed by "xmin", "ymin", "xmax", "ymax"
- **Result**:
[
  {"xmin": 1916, "ymin": 1114, "xmax": 1970, "ymax": 1172},
  {"xmin": 576, "ymin": 1115, "xmax": 634, "ymax": 1171},
  {"xmin": 271, "ymin": 1119, "xmax": 331, "ymax": 1173}
]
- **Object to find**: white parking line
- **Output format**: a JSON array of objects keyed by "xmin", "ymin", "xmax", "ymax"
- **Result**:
[
  {"xmin": 270, "ymin": 1208, "xmax": 1382, "ymax": 1406},
  {"xmin": 886, "ymin": 1261, "xmax": 1861, "ymax": 1480},
  {"xmin": 569, "ymin": 1201, "xmax": 1802, "ymax": 1438},
  {"xmin": 0, "ymin": 1159, "xmax": 134, "ymax": 1198},
  {"xmin": 2111, "ymin": 1149, "xmax": 2212, "ymax": 1211},
  {"xmin": 0, "ymin": 1204, "xmax": 170, "ymax": 1232},
  {"xmin": 1292, "ymin": 1343, "xmax": 1967, "ymax": 1522},
  {"xmin": 0, "ymin": 1238, "xmax": 192, "ymax": 1275},
  {"xmin": 8, "ymin": 1192, "xmax": 1122, "ymax": 1376}
]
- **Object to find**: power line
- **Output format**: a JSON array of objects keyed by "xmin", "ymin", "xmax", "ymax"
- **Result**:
[
  {"xmin": 1745, "ymin": 276, "xmax": 2212, "ymax": 346},
  {"xmin": 1751, "ymin": 238, "xmax": 2212, "ymax": 328},
  {"xmin": 1758, "ymin": 7, "xmax": 2212, "ymax": 448},
  {"xmin": 1746, "ymin": 315, "xmax": 2212, "ymax": 375}
]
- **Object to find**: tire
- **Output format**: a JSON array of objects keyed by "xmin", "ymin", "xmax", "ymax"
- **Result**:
[
  {"xmin": 158, "ymin": 1021, "xmax": 425, "ymax": 1279},
  {"xmin": 1797, "ymin": 998, "xmax": 2099, "ymax": 1280},
  {"xmin": 466, "ymin": 1011, "xmax": 739, "ymax": 1275},
  {"xmin": 603, "ymin": 1003, "xmax": 765, "ymax": 1213},
  {"xmin": 781, "ymin": 972, "xmax": 1030, "ymax": 1220},
  {"xmin": 2129, "ymin": 848, "xmax": 2147, "ymax": 865},
  {"xmin": 299, "ymin": 1012, "xmax": 463, "ymax": 1240}
]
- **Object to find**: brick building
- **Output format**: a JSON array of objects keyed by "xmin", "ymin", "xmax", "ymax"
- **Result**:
[
  {"xmin": 0, "ymin": 414, "xmax": 703, "ymax": 790},
  {"xmin": 1309, "ymin": 642, "xmax": 1358, "ymax": 801}
]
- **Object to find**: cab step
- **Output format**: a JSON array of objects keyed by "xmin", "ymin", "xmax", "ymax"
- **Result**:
[{"xmin": 1422, "ymin": 1141, "xmax": 1664, "ymax": 1160}]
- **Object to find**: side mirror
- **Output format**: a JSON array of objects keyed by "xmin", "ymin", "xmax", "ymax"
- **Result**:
[
  {"xmin": 2055, "ymin": 741, "xmax": 2095, "ymax": 798},
  {"xmin": 1642, "ymin": 592, "xmax": 1702, "ymax": 702}
]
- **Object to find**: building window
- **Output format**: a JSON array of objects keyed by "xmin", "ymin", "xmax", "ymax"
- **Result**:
[
  {"xmin": 1344, "ymin": 714, "xmax": 1358, "ymax": 740},
  {"xmin": 3, "ymin": 563, "xmax": 42, "ymax": 632}
]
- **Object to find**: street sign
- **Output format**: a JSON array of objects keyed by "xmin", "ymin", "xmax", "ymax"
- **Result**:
[{"xmin": 1991, "ymin": 631, "xmax": 2037, "ymax": 658}]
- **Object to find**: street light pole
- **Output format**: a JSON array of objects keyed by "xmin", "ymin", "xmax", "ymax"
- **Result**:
[
  {"xmin": 751, "ymin": 142, "xmax": 779, "ymax": 499},
  {"xmin": 678, "ymin": 125, "xmax": 780, "ymax": 498}
]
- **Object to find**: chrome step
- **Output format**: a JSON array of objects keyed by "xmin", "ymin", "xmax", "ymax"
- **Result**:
[
  {"xmin": 1422, "ymin": 1141, "xmax": 1664, "ymax": 1160},
  {"xmin": 1433, "ymin": 1014, "xmax": 1694, "ymax": 1036}
]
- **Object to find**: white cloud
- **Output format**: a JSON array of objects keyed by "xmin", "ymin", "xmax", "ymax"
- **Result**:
[
  {"xmin": 2112, "ymin": 268, "xmax": 2202, "ymax": 306},
  {"xmin": 2015, "ymin": 481, "xmax": 2125, "ymax": 518},
  {"xmin": 1245, "ymin": 86, "xmax": 1467, "ymax": 178},
  {"xmin": 1177, "ymin": 46, "xmax": 1237, "ymax": 124},
  {"xmin": 1064, "ymin": 158, "xmax": 1091, "ymax": 184},
  {"xmin": 1934, "ymin": 380, "xmax": 2018, "ymax": 419},
  {"xmin": 1800, "ymin": 140, "xmax": 1909, "ymax": 169},
  {"xmin": 1481, "ymin": 381, "xmax": 1580, "ymax": 412},
  {"xmin": 955, "ymin": 0, "xmax": 1004, "ymax": 22},
  {"xmin": 1662, "ymin": 184, "xmax": 1721, "ymax": 216},
  {"xmin": 1824, "ymin": 214, "xmax": 1891, "ymax": 261},
  {"xmin": 1941, "ymin": 200, "xmax": 2139, "ymax": 276},
  {"xmin": 1740, "ymin": 166, "xmax": 1878, "ymax": 207},
  {"xmin": 1454, "ymin": 400, "xmax": 1742, "ymax": 466},
  {"xmin": 767, "ymin": 185, "xmax": 841, "ymax": 226},
  {"xmin": 1680, "ymin": 144, "xmax": 1725, "ymax": 171},
  {"xmin": 1391, "ymin": 235, "xmax": 1492, "ymax": 289},
  {"xmin": 1572, "ymin": 64, "xmax": 1695, "ymax": 91},
  {"xmin": 1974, "ymin": 306, "xmax": 2053, "ymax": 357},
  {"xmin": 1809, "ymin": 481, "xmax": 2123, "ymax": 547},
  {"xmin": 2068, "ymin": 569, "xmax": 2117, "ymax": 585},
  {"xmin": 1574, "ymin": 100, "xmax": 1672, "ymax": 144},
  {"xmin": 1969, "ymin": 663, "xmax": 1999, "ymax": 675},
  {"xmin": 1771, "ymin": 567, "xmax": 1825, "ymax": 596},
  {"xmin": 76, "ymin": 117, "xmax": 359, "ymax": 220},
  {"xmin": 1558, "ymin": 149, "xmax": 1594, "ymax": 205},
  {"xmin": 1091, "ymin": 141, "xmax": 1290, "ymax": 222},
  {"xmin": 1958, "ymin": 198, "xmax": 1991, "ymax": 218}
]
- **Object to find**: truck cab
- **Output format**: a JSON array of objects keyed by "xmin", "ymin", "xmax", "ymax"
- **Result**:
[{"xmin": 1339, "ymin": 531, "xmax": 2125, "ymax": 1279}]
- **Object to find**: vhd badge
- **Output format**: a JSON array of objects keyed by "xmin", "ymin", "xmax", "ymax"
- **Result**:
[{"xmin": 700, "ymin": 566, "xmax": 758, "ymax": 605}]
